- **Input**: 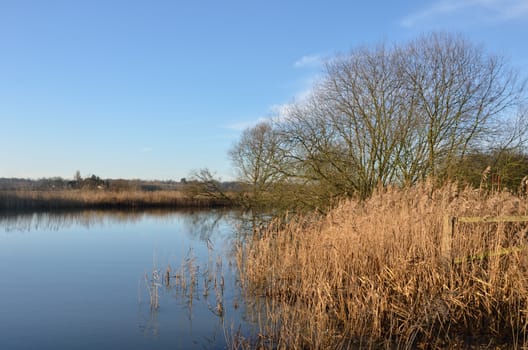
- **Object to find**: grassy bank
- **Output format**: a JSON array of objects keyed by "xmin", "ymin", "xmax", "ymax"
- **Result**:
[
  {"xmin": 236, "ymin": 183, "xmax": 528, "ymax": 349},
  {"xmin": 0, "ymin": 189, "xmax": 234, "ymax": 211}
]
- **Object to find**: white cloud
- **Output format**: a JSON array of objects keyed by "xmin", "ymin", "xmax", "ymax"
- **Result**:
[
  {"xmin": 224, "ymin": 104, "xmax": 297, "ymax": 131},
  {"xmin": 225, "ymin": 93, "xmax": 313, "ymax": 132},
  {"xmin": 401, "ymin": 0, "xmax": 528, "ymax": 27},
  {"xmin": 225, "ymin": 85, "xmax": 316, "ymax": 132},
  {"xmin": 400, "ymin": 1, "xmax": 468, "ymax": 27},
  {"xmin": 225, "ymin": 118, "xmax": 268, "ymax": 131},
  {"xmin": 293, "ymin": 54, "xmax": 322, "ymax": 68},
  {"xmin": 495, "ymin": 0, "xmax": 528, "ymax": 20},
  {"xmin": 225, "ymin": 73, "xmax": 321, "ymax": 132},
  {"xmin": 269, "ymin": 103, "xmax": 292, "ymax": 120},
  {"xmin": 140, "ymin": 147, "xmax": 153, "ymax": 153}
]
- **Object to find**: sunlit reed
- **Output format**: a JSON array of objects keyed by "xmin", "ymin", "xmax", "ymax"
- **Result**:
[
  {"xmin": 236, "ymin": 182, "xmax": 528, "ymax": 349},
  {"xmin": 0, "ymin": 189, "xmax": 232, "ymax": 210}
]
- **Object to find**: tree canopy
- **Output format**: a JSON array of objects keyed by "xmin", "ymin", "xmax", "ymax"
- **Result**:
[{"xmin": 230, "ymin": 33, "xmax": 527, "ymax": 208}]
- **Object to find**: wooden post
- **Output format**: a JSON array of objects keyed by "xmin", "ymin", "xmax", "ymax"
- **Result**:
[{"xmin": 441, "ymin": 216, "xmax": 456, "ymax": 263}]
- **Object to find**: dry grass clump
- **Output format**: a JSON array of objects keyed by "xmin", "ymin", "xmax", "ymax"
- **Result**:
[
  {"xmin": 145, "ymin": 246, "xmax": 228, "ymax": 317},
  {"xmin": 237, "ymin": 182, "xmax": 528, "ymax": 349}
]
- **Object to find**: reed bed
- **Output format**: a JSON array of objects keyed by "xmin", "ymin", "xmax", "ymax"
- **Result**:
[
  {"xmin": 236, "ymin": 182, "xmax": 528, "ymax": 349},
  {"xmin": 0, "ymin": 189, "xmax": 232, "ymax": 210}
]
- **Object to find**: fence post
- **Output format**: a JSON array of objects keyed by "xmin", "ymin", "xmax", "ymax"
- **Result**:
[{"xmin": 441, "ymin": 216, "xmax": 456, "ymax": 263}]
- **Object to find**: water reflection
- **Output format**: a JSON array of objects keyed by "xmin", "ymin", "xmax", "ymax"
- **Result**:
[
  {"xmin": 141, "ymin": 235, "xmax": 246, "ymax": 346},
  {"xmin": 0, "ymin": 209, "xmax": 254, "ymax": 350},
  {"xmin": 0, "ymin": 209, "xmax": 235, "ymax": 240},
  {"xmin": 181, "ymin": 210, "xmax": 231, "ymax": 242},
  {"xmin": 1, "ymin": 210, "xmax": 156, "ymax": 232},
  {"xmin": 3, "ymin": 208, "xmax": 274, "ymax": 239}
]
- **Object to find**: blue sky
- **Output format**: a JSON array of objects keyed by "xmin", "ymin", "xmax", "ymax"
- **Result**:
[{"xmin": 1, "ymin": 0, "xmax": 527, "ymax": 181}]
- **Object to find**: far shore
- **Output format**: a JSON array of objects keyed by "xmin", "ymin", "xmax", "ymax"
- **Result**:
[{"xmin": 0, "ymin": 189, "xmax": 235, "ymax": 211}]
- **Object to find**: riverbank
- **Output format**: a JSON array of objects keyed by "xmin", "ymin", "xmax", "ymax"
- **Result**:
[
  {"xmin": 0, "ymin": 189, "xmax": 235, "ymax": 211},
  {"xmin": 237, "ymin": 182, "xmax": 528, "ymax": 348}
]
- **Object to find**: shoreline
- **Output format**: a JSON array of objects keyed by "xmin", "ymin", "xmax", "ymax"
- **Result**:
[{"xmin": 0, "ymin": 189, "xmax": 236, "ymax": 211}]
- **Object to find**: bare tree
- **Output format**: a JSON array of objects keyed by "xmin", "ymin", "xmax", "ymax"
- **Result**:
[
  {"xmin": 323, "ymin": 44, "xmax": 416, "ymax": 196},
  {"xmin": 184, "ymin": 168, "xmax": 231, "ymax": 203},
  {"xmin": 401, "ymin": 33, "xmax": 525, "ymax": 179},
  {"xmin": 278, "ymin": 42, "xmax": 420, "ymax": 199},
  {"xmin": 263, "ymin": 33, "xmax": 525, "ymax": 202},
  {"xmin": 229, "ymin": 121, "xmax": 289, "ymax": 207}
]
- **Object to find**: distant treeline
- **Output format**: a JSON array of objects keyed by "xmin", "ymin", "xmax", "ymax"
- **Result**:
[
  {"xmin": 0, "ymin": 176, "xmax": 241, "ymax": 192},
  {"xmin": 0, "ymin": 176, "xmax": 243, "ymax": 211},
  {"xmin": 0, "ymin": 190, "xmax": 236, "ymax": 211}
]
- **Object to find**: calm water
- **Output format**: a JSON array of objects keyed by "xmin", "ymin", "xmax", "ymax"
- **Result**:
[{"xmin": 0, "ymin": 210, "xmax": 254, "ymax": 350}]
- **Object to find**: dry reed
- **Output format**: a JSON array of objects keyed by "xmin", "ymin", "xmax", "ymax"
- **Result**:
[
  {"xmin": 146, "ymin": 247, "xmax": 228, "ymax": 319},
  {"xmin": 237, "ymin": 182, "xmax": 528, "ymax": 349},
  {"xmin": 0, "ymin": 189, "xmax": 233, "ymax": 210}
]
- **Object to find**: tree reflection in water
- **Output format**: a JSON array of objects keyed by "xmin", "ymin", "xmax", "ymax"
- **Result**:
[{"xmin": 0, "ymin": 208, "xmax": 272, "ymax": 349}]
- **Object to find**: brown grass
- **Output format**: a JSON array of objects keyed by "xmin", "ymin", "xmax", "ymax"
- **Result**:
[
  {"xmin": 236, "ymin": 182, "xmax": 528, "ymax": 349},
  {"xmin": 0, "ymin": 189, "xmax": 233, "ymax": 210}
]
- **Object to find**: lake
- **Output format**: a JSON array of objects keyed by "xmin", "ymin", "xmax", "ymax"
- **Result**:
[{"xmin": 0, "ymin": 209, "xmax": 256, "ymax": 350}]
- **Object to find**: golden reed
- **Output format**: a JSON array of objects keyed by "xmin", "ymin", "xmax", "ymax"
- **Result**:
[
  {"xmin": 236, "ymin": 182, "xmax": 528, "ymax": 349},
  {"xmin": 0, "ymin": 189, "xmax": 232, "ymax": 210}
]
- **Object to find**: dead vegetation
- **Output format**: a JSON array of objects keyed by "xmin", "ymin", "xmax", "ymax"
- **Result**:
[
  {"xmin": 0, "ymin": 189, "xmax": 233, "ymax": 210},
  {"xmin": 235, "ymin": 182, "xmax": 528, "ymax": 349}
]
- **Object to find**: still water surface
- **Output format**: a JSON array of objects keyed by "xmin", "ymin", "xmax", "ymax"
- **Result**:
[{"xmin": 0, "ymin": 210, "xmax": 253, "ymax": 350}]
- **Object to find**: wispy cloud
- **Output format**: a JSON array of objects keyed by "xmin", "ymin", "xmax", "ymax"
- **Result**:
[
  {"xmin": 225, "ymin": 80, "xmax": 317, "ymax": 132},
  {"xmin": 401, "ymin": 0, "xmax": 528, "ymax": 27},
  {"xmin": 496, "ymin": 0, "xmax": 528, "ymax": 20},
  {"xmin": 293, "ymin": 54, "xmax": 323, "ymax": 68},
  {"xmin": 400, "ymin": 1, "xmax": 468, "ymax": 27},
  {"xmin": 224, "ymin": 107, "xmax": 295, "ymax": 131},
  {"xmin": 225, "ymin": 118, "xmax": 268, "ymax": 131},
  {"xmin": 140, "ymin": 147, "xmax": 153, "ymax": 153},
  {"xmin": 225, "ymin": 103, "xmax": 300, "ymax": 131},
  {"xmin": 224, "ymin": 65, "xmax": 324, "ymax": 131}
]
